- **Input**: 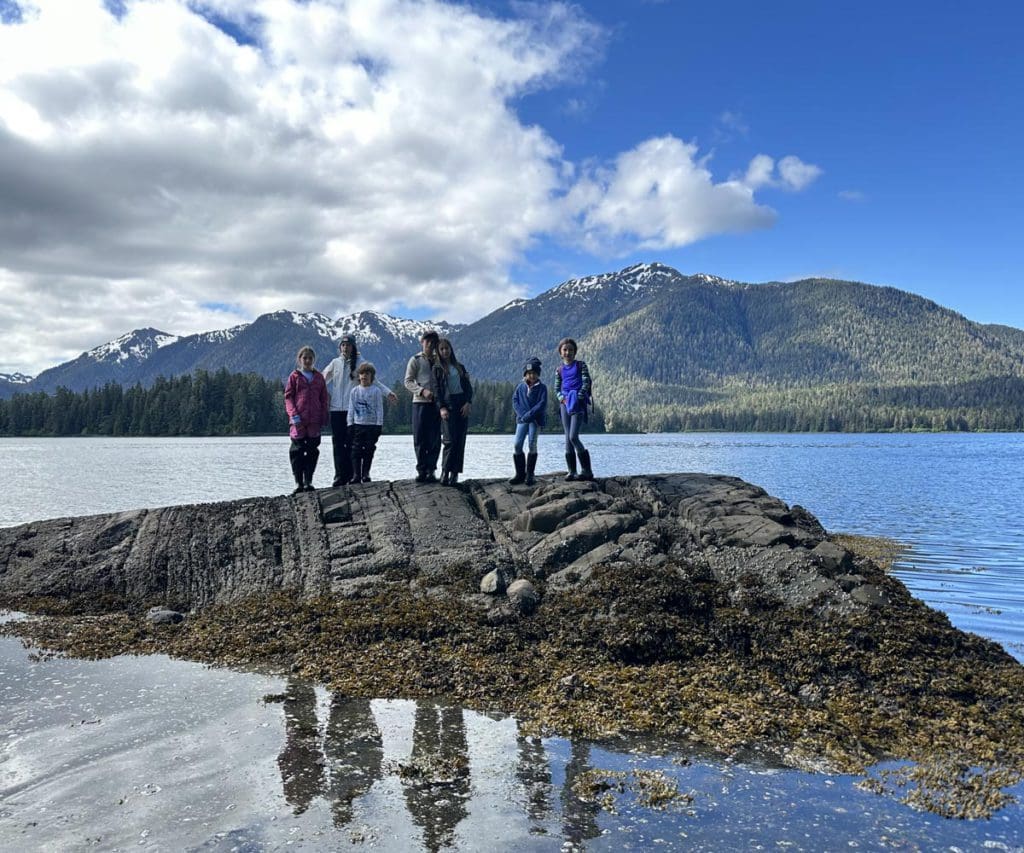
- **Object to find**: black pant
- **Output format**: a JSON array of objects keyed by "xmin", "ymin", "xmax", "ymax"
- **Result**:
[
  {"xmin": 289, "ymin": 436, "xmax": 321, "ymax": 485},
  {"xmin": 350, "ymin": 424, "xmax": 382, "ymax": 482},
  {"xmin": 440, "ymin": 393, "xmax": 469, "ymax": 475},
  {"xmin": 412, "ymin": 403, "xmax": 441, "ymax": 476},
  {"xmin": 330, "ymin": 411, "xmax": 352, "ymax": 484}
]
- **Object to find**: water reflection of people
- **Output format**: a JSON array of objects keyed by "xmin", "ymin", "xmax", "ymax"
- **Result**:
[
  {"xmin": 402, "ymin": 703, "xmax": 471, "ymax": 852},
  {"xmin": 516, "ymin": 730, "xmax": 552, "ymax": 827},
  {"xmin": 324, "ymin": 695, "xmax": 384, "ymax": 827},
  {"xmin": 277, "ymin": 679, "xmax": 324, "ymax": 814},
  {"xmin": 561, "ymin": 741, "xmax": 601, "ymax": 843}
]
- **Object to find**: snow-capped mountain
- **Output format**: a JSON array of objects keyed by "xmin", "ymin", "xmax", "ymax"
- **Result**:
[
  {"xmin": 0, "ymin": 372, "xmax": 33, "ymax": 400},
  {"xmin": 452, "ymin": 262, "xmax": 710, "ymax": 380},
  {"xmin": 85, "ymin": 328, "xmax": 180, "ymax": 364},
  {"xmin": 24, "ymin": 311, "xmax": 463, "ymax": 394}
]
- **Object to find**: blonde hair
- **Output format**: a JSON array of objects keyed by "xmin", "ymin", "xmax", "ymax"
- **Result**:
[{"xmin": 296, "ymin": 345, "xmax": 315, "ymax": 364}]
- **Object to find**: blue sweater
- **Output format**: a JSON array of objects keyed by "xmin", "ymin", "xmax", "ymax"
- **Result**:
[{"xmin": 513, "ymin": 380, "xmax": 547, "ymax": 426}]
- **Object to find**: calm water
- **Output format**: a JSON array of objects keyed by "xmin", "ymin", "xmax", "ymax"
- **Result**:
[{"xmin": 1, "ymin": 433, "xmax": 1023, "ymax": 850}]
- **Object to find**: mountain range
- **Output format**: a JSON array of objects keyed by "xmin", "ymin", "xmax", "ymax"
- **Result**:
[{"xmin": 6, "ymin": 263, "xmax": 1024, "ymax": 430}]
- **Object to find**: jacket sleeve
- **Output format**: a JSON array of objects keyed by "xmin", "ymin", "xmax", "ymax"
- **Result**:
[
  {"xmin": 404, "ymin": 355, "xmax": 425, "ymax": 398},
  {"xmin": 435, "ymin": 364, "xmax": 450, "ymax": 408},
  {"xmin": 461, "ymin": 368, "xmax": 473, "ymax": 404},
  {"xmin": 318, "ymin": 374, "xmax": 330, "ymax": 426},
  {"xmin": 579, "ymin": 361, "xmax": 592, "ymax": 396},
  {"xmin": 554, "ymin": 366, "xmax": 563, "ymax": 401},
  {"xmin": 284, "ymin": 373, "xmax": 298, "ymax": 419}
]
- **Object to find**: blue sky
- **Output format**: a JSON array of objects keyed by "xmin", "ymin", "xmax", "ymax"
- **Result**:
[
  {"xmin": 507, "ymin": 0, "xmax": 1023, "ymax": 324},
  {"xmin": 0, "ymin": 0, "xmax": 1021, "ymax": 375}
]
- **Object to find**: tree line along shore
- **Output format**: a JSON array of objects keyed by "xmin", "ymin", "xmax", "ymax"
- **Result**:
[{"xmin": 1, "ymin": 368, "xmax": 1022, "ymax": 437}]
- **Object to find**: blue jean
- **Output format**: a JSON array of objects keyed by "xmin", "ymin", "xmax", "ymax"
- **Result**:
[
  {"xmin": 513, "ymin": 421, "xmax": 538, "ymax": 453},
  {"xmin": 560, "ymin": 406, "xmax": 586, "ymax": 454}
]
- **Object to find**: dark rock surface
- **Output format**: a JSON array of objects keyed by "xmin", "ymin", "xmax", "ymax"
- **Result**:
[{"xmin": 0, "ymin": 473, "xmax": 881, "ymax": 619}]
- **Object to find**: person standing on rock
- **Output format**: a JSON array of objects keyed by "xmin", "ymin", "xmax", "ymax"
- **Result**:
[
  {"xmin": 404, "ymin": 330, "xmax": 442, "ymax": 483},
  {"xmin": 323, "ymin": 335, "xmax": 396, "ymax": 487},
  {"xmin": 284, "ymin": 346, "xmax": 330, "ymax": 494},
  {"xmin": 347, "ymin": 362, "xmax": 391, "ymax": 484},
  {"xmin": 555, "ymin": 338, "xmax": 594, "ymax": 481},
  {"xmin": 510, "ymin": 357, "xmax": 547, "ymax": 486},
  {"xmin": 434, "ymin": 338, "xmax": 473, "ymax": 487}
]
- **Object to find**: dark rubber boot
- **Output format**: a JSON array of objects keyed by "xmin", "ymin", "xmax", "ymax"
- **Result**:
[
  {"xmin": 577, "ymin": 448, "xmax": 594, "ymax": 481},
  {"xmin": 525, "ymin": 452, "xmax": 538, "ymax": 486},
  {"xmin": 564, "ymin": 451, "xmax": 578, "ymax": 482},
  {"xmin": 362, "ymin": 447, "xmax": 375, "ymax": 483},
  {"xmin": 509, "ymin": 453, "xmax": 527, "ymax": 485}
]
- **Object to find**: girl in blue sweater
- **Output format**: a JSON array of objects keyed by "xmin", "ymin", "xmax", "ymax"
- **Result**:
[{"xmin": 555, "ymin": 338, "xmax": 594, "ymax": 481}]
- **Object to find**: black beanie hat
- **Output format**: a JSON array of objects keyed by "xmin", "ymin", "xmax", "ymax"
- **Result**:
[{"xmin": 523, "ymin": 357, "xmax": 542, "ymax": 376}]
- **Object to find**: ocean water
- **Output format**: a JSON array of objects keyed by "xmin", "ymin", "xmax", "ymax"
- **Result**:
[{"xmin": 1, "ymin": 433, "xmax": 1022, "ymax": 850}]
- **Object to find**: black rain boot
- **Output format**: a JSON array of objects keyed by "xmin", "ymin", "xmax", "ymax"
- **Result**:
[
  {"xmin": 362, "ymin": 447, "xmax": 375, "ymax": 483},
  {"xmin": 449, "ymin": 472, "xmax": 459, "ymax": 487},
  {"xmin": 304, "ymin": 445, "xmax": 319, "ymax": 491},
  {"xmin": 349, "ymin": 451, "xmax": 362, "ymax": 485},
  {"xmin": 564, "ymin": 451, "xmax": 578, "ymax": 482},
  {"xmin": 509, "ymin": 453, "xmax": 526, "ymax": 485},
  {"xmin": 525, "ymin": 452, "xmax": 538, "ymax": 486},
  {"xmin": 290, "ymin": 447, "xmax": 305, "ymax": 494},
  {"xmin": 577, "ymin": 448, "xmax": 594, "ymax": 481}
]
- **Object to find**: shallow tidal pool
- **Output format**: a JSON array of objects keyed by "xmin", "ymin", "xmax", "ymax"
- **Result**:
[{"xmin": 2, "ymin": 631, "xmax": 1023, "ymax": 852}]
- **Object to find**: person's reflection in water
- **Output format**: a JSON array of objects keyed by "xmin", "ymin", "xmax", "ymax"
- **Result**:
[
  {"xmin": 276, "ymin": 678, "xmax": 325, "ymax": 814},
  {"xmin": 324, "ymin": 694, "xmax": 384, "ymax": 827},
  {"xmin": 516, "ymin": 728, "xmax": 552, "ymax": 829},
  {"xmin": 401, "ymin": 702, "xmax": 471, "ymax": 852},
  {"xmin": 561, "ymin": 740, "xmax": 601, "ymax": 843}
]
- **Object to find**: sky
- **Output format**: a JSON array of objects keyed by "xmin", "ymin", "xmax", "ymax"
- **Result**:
[{"xmin": 1, "ymin": 0, "xmax": 1022, "ymax": 376}]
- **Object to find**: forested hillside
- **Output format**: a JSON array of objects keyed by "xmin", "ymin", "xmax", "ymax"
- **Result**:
[
  {"xmin": 0, "ymin": 370, "xmax": 605, "ymax": 437},
  {"xmin": 582, "ymin": 278, "xmax": 1024, "ymax": 431}
]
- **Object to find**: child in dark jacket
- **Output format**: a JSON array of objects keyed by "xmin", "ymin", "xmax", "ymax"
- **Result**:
[
  {"xmin": 284, "ymin": 346, "xmax": 330, "ymax": 494},
  {"xmin": 510, "ymin": 357, "xmax": 547, "ymax": 486}
]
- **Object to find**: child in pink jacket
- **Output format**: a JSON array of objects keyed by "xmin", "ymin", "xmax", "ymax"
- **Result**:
[{"xmin": 284, "ymin": 346, "xmax": 330, "ymax": 493}]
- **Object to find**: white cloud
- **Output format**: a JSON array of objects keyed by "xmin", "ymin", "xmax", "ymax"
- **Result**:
[
  {"xmin": 742, "ymin": 153, "xmax": 822, "ymax": 192},
  {"xmin": 566, "ymin": 136, "xmax": 776, "ymax": 252},
  {"xmin": 0, "ymin": 0, "xmax": 821, "ymax": 374}
]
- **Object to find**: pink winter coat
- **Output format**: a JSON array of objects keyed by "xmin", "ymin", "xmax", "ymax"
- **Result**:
[{"xmin": 284, "ymin": 369, "xmax": 330, "ymax": 439}]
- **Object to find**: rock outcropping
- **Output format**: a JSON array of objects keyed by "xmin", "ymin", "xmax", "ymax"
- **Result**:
[
  {"xmin": 4, "ymin": 473, "xmax": 1024, "ymax": 819},
  {"xmin": 1, "ymin": 473, "xmax": 888, "ymax": 620}
]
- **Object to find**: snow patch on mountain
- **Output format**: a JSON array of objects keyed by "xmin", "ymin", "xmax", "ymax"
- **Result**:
[
  {"xmin": 86, "ymin": 329, "xmax": 180, "ymax": 364},
  {"xmin": 195, "ymin": 323, "xmax": 249, "ymax": 344},
  {"xmin": 0, "ymin": 372, "xmax": 32, "ymax": 384},
  {"xmin": 334, "ymin": 311, "xmax": 461, "ymax": 344}
]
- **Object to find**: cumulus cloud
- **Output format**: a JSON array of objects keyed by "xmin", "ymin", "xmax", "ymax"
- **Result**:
[
  {"xmin": 742, "ymin": 153, "xmax": 822, "ymax": 191},
  {"xmin": 0, "ymin": 0, "xmax": 819, "ymax": 373},
  {"xmin": 565, "ymin": 136, "xmax": 776, "ymax": 252}
]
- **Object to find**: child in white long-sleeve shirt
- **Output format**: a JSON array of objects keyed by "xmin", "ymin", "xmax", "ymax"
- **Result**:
[{"xmin": 347, "ymin": 362, "xmax": 390, "ymax": 484}]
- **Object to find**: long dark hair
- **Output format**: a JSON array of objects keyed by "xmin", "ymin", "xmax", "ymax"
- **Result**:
[
  {"xmin": 438, "ymin": 338, "xmax": 468, "ymax": 378},
  {"xmin": 343, "ymin": 340, "xmax": 360, "ymax": 380}
]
